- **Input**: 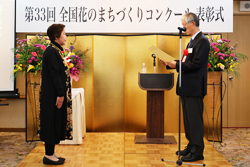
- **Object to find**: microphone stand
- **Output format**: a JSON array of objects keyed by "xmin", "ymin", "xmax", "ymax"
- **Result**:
[
  {"xmin": 161, "ymin": 28, "xmax": 205, "ymax": 167},
  {"xmin": 152, "ymin": 54, "xmax": 156, "ymax": 73}
]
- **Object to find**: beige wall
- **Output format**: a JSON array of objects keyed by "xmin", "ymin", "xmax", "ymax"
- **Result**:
[
  {"xmin": 0, "ymin": 99, "xmax": 26, "ymax": 128},
  {"xmin": 0, "ymin": 69, "xmax": 26, "ymax": 129}
]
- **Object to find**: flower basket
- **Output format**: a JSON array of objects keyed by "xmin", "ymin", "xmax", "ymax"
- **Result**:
[
  {"xmin": 26, "ymin": 72, "xmax": 41, "ymax": 141},
  {"xmin": 207, "ymin": 71, "xmax": 222, "ymax": 117}
]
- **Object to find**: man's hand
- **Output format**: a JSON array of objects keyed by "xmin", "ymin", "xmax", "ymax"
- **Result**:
[
  {"xmin": 166, "ymin": 61, "xmax": 177, "ymax": 69},
  {"xmin": 159, "ymin": 59, "xmax": 167, "ymax": 66},
  {"xmin": 56, "ymin": 96, "xmax": 64, "ymax": 109}
]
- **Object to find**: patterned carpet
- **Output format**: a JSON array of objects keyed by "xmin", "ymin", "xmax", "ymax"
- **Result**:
[
  {"xmin": 211, "ymin": 128, "xmax": 250, "ymax": 167},
  {"xmin": 0, "ymin": 132, "xmax": 34, "ymax": 167},
  {"xmin": 0, "ymin": 128, "xmax": 249, "ymax": 167}
]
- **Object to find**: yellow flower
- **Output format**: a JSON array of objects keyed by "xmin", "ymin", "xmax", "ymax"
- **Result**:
[
  {"xmin": 70, "ymin": 52, "xmax": 75, "ymax": 56},
  {"xmin": 15, "ymin": 64, "xmax": 23, "ymax": 70},
  {"xmin": 27, "ymin": 65, "xmax": 35, "ymax": 72},
  {"xmin": 229, "ymin": 65, "xmax": 234, "ymax": 72},
  {"xmin": 13, "ymin": 64, "xmax": 22, "ymax": 73},
  {"xmin": 68, "ymin": 63, "xmax": 74, "ymax": 69},
  {"xmin": 12, "ymin": 69, "xmax": 18, "ymax": 74}
]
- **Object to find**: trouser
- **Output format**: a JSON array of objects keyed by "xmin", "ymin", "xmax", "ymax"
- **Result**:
[
  {"xmin": 45, "ymin": 143, "xmax": 55, "ymax": 156},
  {"xmin": 181, "ymin": 96, "xmax": 204, "ymax": 155}
]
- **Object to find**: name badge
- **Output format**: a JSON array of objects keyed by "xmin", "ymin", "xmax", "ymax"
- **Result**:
[{"xmin": 188, "ymin": 48, "xmax": 193, "ymax": 53}]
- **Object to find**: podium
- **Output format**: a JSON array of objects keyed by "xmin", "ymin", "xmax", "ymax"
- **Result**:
[{"xmin": 136, "ymin": 73, "xmax": 177, "ymax": 144}]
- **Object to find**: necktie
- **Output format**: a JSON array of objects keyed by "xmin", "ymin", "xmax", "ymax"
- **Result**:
[{"xmin": 188, "ymin": 38, "xmax": 193, "ymax": 47}]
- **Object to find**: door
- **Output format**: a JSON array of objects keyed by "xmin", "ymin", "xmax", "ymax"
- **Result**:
[{"xmin": 224, "ymin": 15, "xmax": 250, "ymax": 127}]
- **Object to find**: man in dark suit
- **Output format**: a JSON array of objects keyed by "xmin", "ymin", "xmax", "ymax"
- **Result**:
[{"xmin": 160, "ymin": 12, "xmax": 210, "ymax": 162}]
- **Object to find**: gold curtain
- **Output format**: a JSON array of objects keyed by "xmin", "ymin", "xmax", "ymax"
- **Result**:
[{"xmin": 71, "ymin": 35, "xmax": 187, "ymax": 132}]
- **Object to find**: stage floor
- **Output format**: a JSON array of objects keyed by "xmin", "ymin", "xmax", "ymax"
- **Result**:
[{"xmin": 17, "ymin": 133, "xmax": 232, "ymax": 167}]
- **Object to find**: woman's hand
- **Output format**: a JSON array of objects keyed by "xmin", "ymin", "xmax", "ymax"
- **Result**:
[{"xmin": 56, "ymin": 96, "xmax": 64, "ymax": 109}]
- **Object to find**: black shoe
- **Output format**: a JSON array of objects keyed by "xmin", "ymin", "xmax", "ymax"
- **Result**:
[
  {"xmin": 176, "ymin": 145, "xmax": 192, "ymax": 156},
  {"xmin": 43, "ymin": 156, "xmax": 64, "ymax": 165},
  {"xmin": 58, "ymin": 157, "xmax": 65, "ymax": 161},
  {"xmin": 181, "ymin": 152, "xmax": 204, "ymax": 162}
]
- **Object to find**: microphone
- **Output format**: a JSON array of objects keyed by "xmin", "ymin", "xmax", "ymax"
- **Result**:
[
  {"xmin": 152, "ymin": 54, "xmax": 156, "ymax": 73},
  {"xmin": 178, "ymin": 27, "xmax": 186, "ymax": 31}
]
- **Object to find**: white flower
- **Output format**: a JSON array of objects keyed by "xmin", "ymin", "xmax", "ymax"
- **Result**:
[
  {"xmin": 64, "ymin": 56, "xmax": 71, "ymax": 62},
  {"xmin": 217, "ymin": 39, "xmax": 223, "ymax": 43}
]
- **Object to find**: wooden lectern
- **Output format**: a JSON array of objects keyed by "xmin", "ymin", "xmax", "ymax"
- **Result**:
[{"xmin": 136, "ymin": 73, "xmax": 177, "ymax": 144}]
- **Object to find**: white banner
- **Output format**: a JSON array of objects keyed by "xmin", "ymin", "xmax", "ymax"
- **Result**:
[
  {"xmin": 16, "ymin": 0, "xmax": 233, "ymax": 33},
  {"xmin": 0, "ymin": 0, "xmax": 15, "ymax": 92}
]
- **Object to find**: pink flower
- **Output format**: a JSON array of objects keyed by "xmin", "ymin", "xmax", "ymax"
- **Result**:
[
  {"xmin": 220, "ymin": 65, "xmax": 225, "ymax": 70},
  {"xmin": 28, "ymin": 59, "xmax": 32, "ymax": 63},
  {"xmin": 32, "ymin": 52, "xmax": 37, "ymax": 56},
  {"xmin": 35, "ymin": 59, "xmax": 38, "ymax": 62},
  {"xmin": 210, "ymin": 42, "xmax": 217, "ymax": 46},
  {"xmin": 214, "ymin": 48, "xmax": 219, "ymax": 52},
  {"xmin": 41, "ymin": 45, "xmax": 46, "ymax": 50},
  {"xmin": 64, "ymin": 47, "xmax": 69, "ymax": 52},
  {"xmin": 220, "ymin": 56, "xmax": 224, "ymax": 60},
  {"xmin": 230, "ymin": 53, "xmax": 235, "ymax": 57},
  {"xmin": 20, "ymin": 39, "xmax": 27, "ymax": 43}
]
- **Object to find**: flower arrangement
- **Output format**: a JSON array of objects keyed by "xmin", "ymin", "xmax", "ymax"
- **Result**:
[
  {"xmin": 207, "ymin": 34, "xmax": 248, "ymax": 77},
  {"xmin": 13, "ymin": 34, "xmax": 90, "ymax": 81},
  {"xmin": 63, "ymin": 45, "xmax": 90, "ymax": 82},
  {"xmin": 12, "ymin": 34, "xmax": 50, "ymax": 77}
]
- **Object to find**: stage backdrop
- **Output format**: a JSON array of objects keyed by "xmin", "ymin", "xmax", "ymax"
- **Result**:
[{"xmin": 16, "ymin": 0, "xmax": 233, "ymax": 33}]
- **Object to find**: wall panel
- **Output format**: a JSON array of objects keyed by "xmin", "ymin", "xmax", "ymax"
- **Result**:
[
  {"xmin": 93, "ymin": 36, "xmax": 126, "ymax": 131},
  {"xmin": 125, "ymin": 35, "xmax": 157, "ymax": 132}
]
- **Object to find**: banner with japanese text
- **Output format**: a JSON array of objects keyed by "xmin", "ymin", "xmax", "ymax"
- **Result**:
[{"xmin": 16, "ymin": 0, "xmax": 233, "ymax": 33}]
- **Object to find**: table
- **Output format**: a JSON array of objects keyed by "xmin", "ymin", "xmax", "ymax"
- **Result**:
[{"xmin": 60, "ymin": 88, "xmax": 86, "ymax": 144}]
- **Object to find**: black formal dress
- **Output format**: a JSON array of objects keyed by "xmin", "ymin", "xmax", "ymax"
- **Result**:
[{"xmin": 40, "ymin": 41, "xmax": 72, "ymax": 145}]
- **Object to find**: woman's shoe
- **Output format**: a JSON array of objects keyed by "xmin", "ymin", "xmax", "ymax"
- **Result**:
[
  {"xmin": 43, "ymin": 156, "xmax": 64, "ymax": 165},
  {"xmin": 53, "ymin": 154, "xmax": 65, "ymax": 161},
  {"xmin": 58, "ymin": 157, "xmax": 65, "ymax": 161}
]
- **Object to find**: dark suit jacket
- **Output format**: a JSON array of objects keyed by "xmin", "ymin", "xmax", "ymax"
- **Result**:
[{"xmin": 175, "ymin": 32, "xmax": 210, "ymax": 97}]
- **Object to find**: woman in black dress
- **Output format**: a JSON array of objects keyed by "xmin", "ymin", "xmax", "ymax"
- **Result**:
[{"xmin": 40, "ymin": 24, "xmax": 71, "ymax": 165}]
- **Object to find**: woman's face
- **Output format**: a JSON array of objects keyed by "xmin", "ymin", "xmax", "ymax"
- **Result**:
[{"xmin": 55, "ymin": 28, "xmax": 67, "ymax": 46}]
